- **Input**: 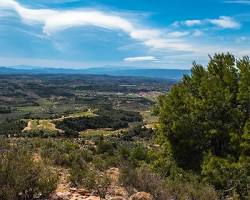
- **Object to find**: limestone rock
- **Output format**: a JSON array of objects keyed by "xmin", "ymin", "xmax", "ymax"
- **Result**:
[{"xmin": 129, "ymin": 192, "xmax": 153, "ymax": 200}]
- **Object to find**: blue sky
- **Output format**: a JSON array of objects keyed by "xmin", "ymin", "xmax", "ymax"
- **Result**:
[{"xmin": 0, "ymin": 0, "xmax": 250, "ymax": 69}]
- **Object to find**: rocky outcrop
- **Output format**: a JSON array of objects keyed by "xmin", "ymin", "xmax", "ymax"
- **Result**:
[
  {"xmin": 50, "ymin": 167, "xmax": 153, "ymax": 200},
  {"xmin": 129, "ymin": 192, "xmax": 153, "ymax": 200},
  {"xmin": 50, "ymin": 192, "xmax": 100, "ymax": 200}
]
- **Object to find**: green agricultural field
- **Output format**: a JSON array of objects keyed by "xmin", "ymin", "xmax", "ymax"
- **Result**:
[
  {"xmin": 79, "ymin": 128, "xmax": 126, "ymax": 138},
  {"xmin": 67, "ymin": 109, "xmax": 97, "ymax": 118},
  {"xmin": 22, "ymin": 119, "xmax": 62, "ymax": 134}
]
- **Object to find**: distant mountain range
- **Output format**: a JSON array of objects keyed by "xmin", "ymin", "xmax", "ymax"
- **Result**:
[{"xmin": 0, "ymin": 66, "xmax": 190, "ymax": 80}]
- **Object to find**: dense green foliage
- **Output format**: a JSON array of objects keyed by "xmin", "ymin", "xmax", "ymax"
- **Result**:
[
  {"xmin": 121, "ymin": 124, "xmax": 154, "ymax": 141},
  {"xmin": 156, "ymin": 53, "xmax": 250, "ymax": 198},
  {"xmin": 0, "ymin": 106, "xmax": 11, "ymax": 114},
  {"xmin": 0, "ymin": 119, "xmax": 26, "ymax": 135},
  {"xmin": 56, "ymin": 108, "xmax": 142, "ymax": 133}
]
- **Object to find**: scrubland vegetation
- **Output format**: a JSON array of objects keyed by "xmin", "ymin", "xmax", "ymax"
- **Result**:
[
  {"xmin": 0, "ymin": 53, "xmax": 249, "ymax": 199},
  {"xmin": 0, "ymin": 139, "xmax": 58, "ymax": 200}
]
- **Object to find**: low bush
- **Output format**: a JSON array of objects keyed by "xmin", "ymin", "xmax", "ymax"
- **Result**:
[
  {"xmin": 0, "ymin": 120, "xmax": 26, "ymax": 135},
  {"xmin": 0, "ymin": 140, "xmax": 58, "ymax": 200},
  {"xmin": 120, "ymin": 164, "xmax": 218, "ymax": 200},
  {"xmin": 202, "ymin": 155, "xmax": 250, "ymax": 199},
  {"xmin": 121, "ymin": 125, "xmax": 154, "ymax": 141},
  {"xmin": 96, "ymin": 140, "xmax": 116, "ymax": 155},
  {"xmin": 40, "ymin": 139, "xmax": 93, "ymax": 167}
]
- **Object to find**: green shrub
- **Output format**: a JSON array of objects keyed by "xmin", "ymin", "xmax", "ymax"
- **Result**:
[
  {"xmin": 69, "ymin": 161, "xmax": 93, "ymax": 186},
  {"xmin": 0, "ymin": 140, "xmax": 58, "ymax": 200},
  {"xmin": 165, "ymin": 179, "xmax": 218, "ymax": 200},
  {"xmin": 40, "ymin": 139, "xmax": 90, "ymax": 167},
  {"xmin": 130, "ymin": 145, "xmax": 148, "ymax": 161},
  {"xmin": 0, "ymin": 120, "xmax": 26, "ymax": 136},
  {"xmin": 120, "ymin": 164, "xmax": 218, "ymax": 200},
  {"xmin": 202, "ymin": 155, "xmax": 250, "ymax": 199},
  {"xmin": 96, "ymin": 140, "xmax": 116, "ymax": 155}
]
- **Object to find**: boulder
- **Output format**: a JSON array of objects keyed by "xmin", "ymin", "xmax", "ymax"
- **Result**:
[
  {"xmin": 129, "ymin": 192, "xmax": 153, "ymax": 200},
  {"xmin": 77, "ymin": 188, "xmax": 90, "ymax": 196},
  {"xmin": 108, "ymin": 186, "xmax": 128, "ymax": 198},
  {"xmin": 69, "ymin": 187, "xmax": 77, "ymax": 192}
]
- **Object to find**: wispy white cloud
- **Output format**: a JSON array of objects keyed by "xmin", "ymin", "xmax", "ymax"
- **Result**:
[
  {"xmin": 167, "ymin": 31, "xmax": 190, "ymax": 37},
  {"xmin": 184, "ymin": 20, "xmax": 202, "ymax": 26},
  {"xmin": 208, "ymin": 16, "xmax": 240, "ymax": 29},
  {"xmin": 192, "ymin": 30, "xmax": 203, "ymax": 36},
  {"xmin": 173, "ymin": 16, "xmax": 240, "ymax": 29},
  {"xmin": 0, "ymin": 0, "xmax": 248, "ymax": 69},
  {"xmin": 224, "ymin": 0, "xmax": 250, "ymax": 4},
  {"xmin": 124, "ymin": 56, "xmax": 158, "ymax": 62},
  {"xmin": 0, "ymin": 0, "xmax": 193, "ymax": 52}
]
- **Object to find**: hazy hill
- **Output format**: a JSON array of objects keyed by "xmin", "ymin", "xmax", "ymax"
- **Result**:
[{"xmin": 0, "ymin": 66, "xmax": 190, "ymax": 80}]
